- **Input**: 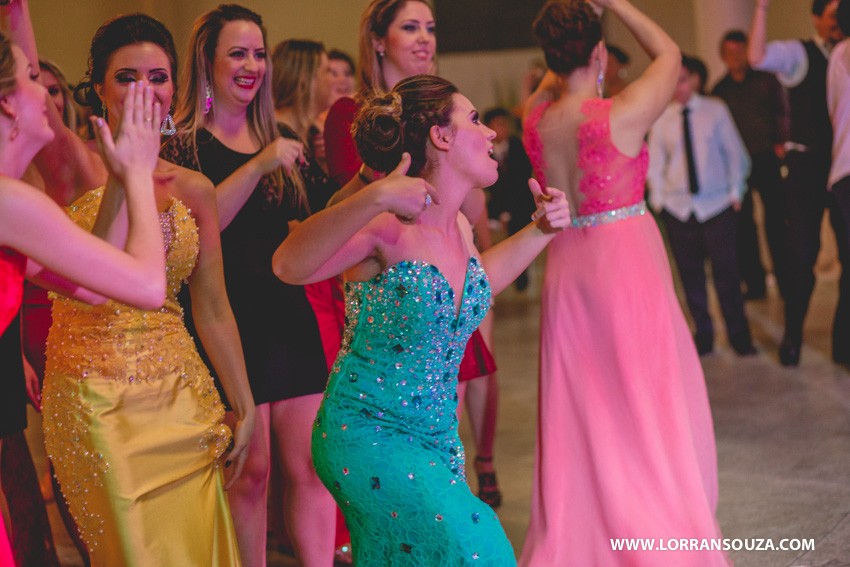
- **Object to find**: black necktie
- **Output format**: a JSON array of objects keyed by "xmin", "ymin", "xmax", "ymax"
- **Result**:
[{"xmin": 682, "ymin": 107, "xmax": 699, "ymax": 194}]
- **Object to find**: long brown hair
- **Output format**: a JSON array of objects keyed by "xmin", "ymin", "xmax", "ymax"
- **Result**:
[
  {"xmin": 175, "ymin": 4, "xmax": 304, "ymax": 207},
  {"xmin": 357, "ymin": 0, "xmax": 435, "ymax": 94},
  {"xmin": 0, "ymin": 32, "xmax": 17, "ymax": 98},
  {"xmin": 271, "ymin": 39, "xmax": 325, "ymax": 142}
]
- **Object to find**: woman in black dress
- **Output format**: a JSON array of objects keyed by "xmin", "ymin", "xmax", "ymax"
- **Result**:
[{"xmin": 160, "ymin": 5, "xmax": 335, "ymax": 566}]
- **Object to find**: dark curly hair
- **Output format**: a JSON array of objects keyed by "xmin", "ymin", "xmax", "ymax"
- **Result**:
[
  {"xmin": 353, "ymin": 74, "xmax": 457, "ymax": 177},
  {"xmin": 533, "ymin": 0, "xmax": 602, "ymax": 77},
  {"xmin": 73, "ymin": 14, "xmax": 178, "ymax": 116}
]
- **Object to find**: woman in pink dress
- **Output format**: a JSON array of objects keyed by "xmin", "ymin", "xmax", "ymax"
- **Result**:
[{"xmin": 520, "ymin": 1, "xmax": 729, "ymax": 565}]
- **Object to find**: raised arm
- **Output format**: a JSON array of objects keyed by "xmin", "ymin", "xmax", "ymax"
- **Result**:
[
  {"xmin": 1, "ymin": 0, "xmax": 107, "ymax": 198},
  {"xmin": 599, "ymin": 0, "xmax": 681, "ymax": 151},
  {"xmin": 748, "ymin": 0, "xmax": 770, "ymax": 66},
  {"xmin": 178, "ymin": 173, "xmax": 255, "ymax": 487},
  {"xmin": 480, "ymin": 180, "xmax": 570, "ymax": 295},
  {"xmin": 273, "ymin": 154, "xmax": 436, "ymax": 284},
  {"xmin": 214, "ymin": 136, "xmax": 303, "ymax": 230},
  {"xmin": 7, "ymin": 81, "xmax": 167, "ymax": 308}
]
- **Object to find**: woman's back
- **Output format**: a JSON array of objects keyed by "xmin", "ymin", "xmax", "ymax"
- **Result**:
[{"xmin": 526, "ymin": 97, "xmax": 647, "ymax": 218}]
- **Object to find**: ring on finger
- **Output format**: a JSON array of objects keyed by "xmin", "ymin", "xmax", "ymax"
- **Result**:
[{"xmin": 424, "ymin": 194, "xmax": 433, "ymax": 208}]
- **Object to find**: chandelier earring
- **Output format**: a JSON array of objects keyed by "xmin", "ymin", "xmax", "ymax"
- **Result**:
[
  {"xmin": 160, "ymin": 109, "xmax": 176, "ymax": 136},
  {"xmin": 204, "ymin": 81, "xmax": 213, "ymax": 115},
  {"xmin": 596, "ymin": 58, "xmax": 605, "ymax": 98}
]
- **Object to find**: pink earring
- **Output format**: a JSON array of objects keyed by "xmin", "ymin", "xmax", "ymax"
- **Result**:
[{"xmin": 204, "ymin": 81, "xmax": 213, "ymax": 115}]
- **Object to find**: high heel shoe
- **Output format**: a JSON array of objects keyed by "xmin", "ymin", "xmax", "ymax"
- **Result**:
[{"xmin": 475, "ymin": 455, "xmax": 502, "ymax": 508}]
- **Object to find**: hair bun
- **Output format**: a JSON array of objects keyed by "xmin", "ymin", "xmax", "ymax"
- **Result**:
[
  {"xmin": 533, "ymin": 0, "xmax": 601, "ymax": 76},
  {"xmin": 353, "ymin": 90, "xmax": 405, "ymax": 173}
]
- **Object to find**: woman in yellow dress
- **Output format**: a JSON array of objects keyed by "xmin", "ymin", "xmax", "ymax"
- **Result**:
[{"xmin": 2, "ymin": 2, "xmax": 256, "ymax": 565}]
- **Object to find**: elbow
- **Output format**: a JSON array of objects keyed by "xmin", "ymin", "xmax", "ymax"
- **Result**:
[
  {"xmin": 272, "ymin": 247, "xmax": 299, "ymax": 285},
  {"xmin": 136, "ymin": 276, "xmax": 167, "ymax": 311}
]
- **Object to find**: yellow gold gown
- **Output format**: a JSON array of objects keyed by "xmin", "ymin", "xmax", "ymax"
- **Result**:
[{"xmin": 43, "ymin": 189, "xmax": 241, "ymax": 567}]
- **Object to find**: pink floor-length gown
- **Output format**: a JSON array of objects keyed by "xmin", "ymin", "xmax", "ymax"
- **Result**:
[{"xmin": 519, "ymin": 98, "xmax": 730, "ymax": 566}]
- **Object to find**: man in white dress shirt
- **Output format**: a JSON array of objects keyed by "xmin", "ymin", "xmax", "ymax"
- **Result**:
[{"xmin": 648, "ymin": 55, "xmax": 755, "ymax": 357}]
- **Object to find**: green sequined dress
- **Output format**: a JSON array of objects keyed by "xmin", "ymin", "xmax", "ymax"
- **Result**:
[{"xmin": 312, "ymin": 257, "xmax": 516, "ymax": 565}]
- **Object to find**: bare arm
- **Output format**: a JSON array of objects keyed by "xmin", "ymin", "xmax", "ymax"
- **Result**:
[
  {"xmin": 215, "ymin": 137, "xmax": 303, "ymax": 230},
  {"xmin": 179, "ymin": 174, "xmax": 255, "ymax": 487},
  {"xmin": 7, "ymin": 82, "xmax": 167, "ymax": 308},
  {"xmin": 480, "ymin": 180, "xmax": 570, "ymax": 295},
  {"xmin": 599, "ymin": 0, "xmax": 681, "ymax": 152},
  {"xmin": 1, "ymin": 0, "xmax": 107, "ymax": 199},
  {"xmin": 748, "ymin": 0, "xmax": 770, "ymax": 66},
  {"xmin": 274, "ymin": 154, "xmax": 436, "ymax": 284}
]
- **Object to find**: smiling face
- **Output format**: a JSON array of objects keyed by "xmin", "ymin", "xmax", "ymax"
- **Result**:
[
  {"xmin": 95, "ymin": 42, "xmax": 173, "ymax": 129},
  {"xmin": 5, "ymin": 46, "xmax": 53, "ymax": 148},
  {"xmin": 440, "ymin": 93, "xmax": 497, "ymax": 188},
  {"xmin": 39, "ymin": 69, "xmax": 65, "ymax": 117},
  {"xmin": 212, "ymin": 19, "xmax": 267, "ymax": 113},
  {"xmin": 375, "ymin": 1, "xmax": 436, "ymax": 87}
]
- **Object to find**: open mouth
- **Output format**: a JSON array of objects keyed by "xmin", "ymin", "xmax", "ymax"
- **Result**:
[{"xmin": 234, "ymin": 76, "xmax": 257, "ymax": 89}]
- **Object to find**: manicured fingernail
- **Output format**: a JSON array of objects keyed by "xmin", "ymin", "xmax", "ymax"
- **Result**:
[{"xmin": 96, "ymin": 118, "xmax": 104, "ymax": 127}]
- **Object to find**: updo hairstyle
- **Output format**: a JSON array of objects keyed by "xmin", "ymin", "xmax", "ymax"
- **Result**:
[
  {"xmin": 73, "ymin": 14, "xmax": 178, "ymax": 116},
  {"xmin": 353, "ymin": 74, "xmax": 457, "ymax": 177},
  {"xmin": 0, "ymin": 32, "xmax": 16, "ymax": 98},
  {"xmin": 533, "ymin": 0, "xmax": 602, "ymax": 77}
]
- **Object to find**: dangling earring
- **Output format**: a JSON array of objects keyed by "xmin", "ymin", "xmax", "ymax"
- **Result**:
[
  {"xmin": 596, "ymin": 58, "xmax": 604, "ymax": 98},
  {"xmin": 102, "ymin": 106, "xmax": 108, "ymax": 123},
  {"xmin": 377, "ymin": 49, "xmax": 385, "ymax": 60},
  {"xmin": 160, "ymin": 110, "xmax": 176, "ymax": 136},
  {"xmin": 203, "ymin": 82, "xmax": 213, "ymax": 115},
  {"xmin": 9, "ymin": 115, "xmax": 19, "ymax": 141}
]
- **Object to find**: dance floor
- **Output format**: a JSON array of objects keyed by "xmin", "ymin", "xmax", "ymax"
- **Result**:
[{"xmin": 29, "ymin": 255, "xmax": 850, "ymax": 567}]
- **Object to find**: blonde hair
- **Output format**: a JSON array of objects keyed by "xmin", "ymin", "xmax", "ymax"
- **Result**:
[
  {"xmin": 357, "ymin": 0, "xmax": 434, "ymax": 94},
  {"xmin": 175, "ymin": 4, "xmax": 304, "ymax": 207},
  {"xmin": 271, "ymin": 39, "xmax": 325, "ymax": 142},
  {"xmin": 0, "ymin": 32, "xmax": 18, "ymax": 98},
  {"xmin": 39, "ymin": 59, "xmax": 78, "ymax": 129}
]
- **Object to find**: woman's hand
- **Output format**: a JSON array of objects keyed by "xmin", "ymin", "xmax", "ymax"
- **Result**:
[
  {"xmin": 588, "ymin": 0, "xmax": 618, "ymax": 13},
  {"xmin": 223, "ymin": 409, "xmax": 255, "ymax": 489},
  {"xmin": 92, "ymin": 81, "xmax": 161, "ymax": 181},
  {"xmin": 254, "ymin": 137, "xmax": 305, "ymax": 175},
  {"xmin": 529, "ymin": 179, "xmax": 570, "ymax": 233},
  {"xmin": 368, "ymin": 153, "xmax": 439, "ymax": 224}
]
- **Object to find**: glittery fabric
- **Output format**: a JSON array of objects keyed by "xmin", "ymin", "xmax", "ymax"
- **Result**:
[
  {"xmin": 570, "ymin": 202, "xmax": 648, "ymax": 229},
  {"xmin": 42, "ymin": 188, "xmax": 241, "ymax": 567},
  {"xmin": 312, "ymin": 258, "xmax": 516, "ymax": 566},
  {"xmin": 576, "ymin": 99, "xmax": 648, "ymax": 215}
]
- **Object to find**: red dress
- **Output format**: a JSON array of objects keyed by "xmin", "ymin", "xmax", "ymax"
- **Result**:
[
  {"xmin": 324, "ymin": 97, "xmax": 496, "ymax": 382},
  {"xmin": 0, "ymin": 245, "xmax": 25, "ymax": 567}
]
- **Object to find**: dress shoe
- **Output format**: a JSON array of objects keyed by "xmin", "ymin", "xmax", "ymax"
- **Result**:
[
  {"xmin": 694, "ymin": 334, "xmax": 713, "ymax": 356},
  {"xmin": 778, "ymin": 337, "xmax": 801, "ymax": 367},
  {"xmin": 731, "ymin": 341, "xmax": 757, "ymax": 356}
]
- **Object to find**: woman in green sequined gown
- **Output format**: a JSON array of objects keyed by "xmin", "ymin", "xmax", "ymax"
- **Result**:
[{"xmin": 273, "ymin": 76, "xmax": 571, "ymax": 565}]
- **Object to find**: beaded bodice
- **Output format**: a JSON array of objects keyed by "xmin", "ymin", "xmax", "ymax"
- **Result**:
[
  {"xmin": 48, "ymin": 188, "xmax": 199, "ymax": 381},
  {"xmin": 325, "ymin": 257, "xmax": 490, "ymax": 470},
  {"xmin": 0, "ymin": 246, "xmax": 25, "ymax": 335},
  {"xmin": 525, "ymin": 98, "xmax": 649, "ymax": 218}
]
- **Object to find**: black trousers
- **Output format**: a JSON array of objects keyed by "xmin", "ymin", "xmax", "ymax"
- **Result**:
[
  {"xmin": 737, "ymin": 150, "xmax": 788, "ymax": 296},
  {"xmin": 662, "ymin": 207, "xmax": 752, "ymax": 345},
  {"xmin": 782, "ymin": 151, "xmax": 850, "ymax": 357}
]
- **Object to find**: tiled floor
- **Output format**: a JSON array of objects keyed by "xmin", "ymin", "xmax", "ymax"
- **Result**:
[{"xmin": 22, "ymin": 255, "xmax": 850, "ymax": 566}]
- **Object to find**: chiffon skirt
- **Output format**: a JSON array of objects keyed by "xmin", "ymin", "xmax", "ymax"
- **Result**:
[{"xmin": 520, "ymin": 214, "xmax": 730, "ymax": 566}]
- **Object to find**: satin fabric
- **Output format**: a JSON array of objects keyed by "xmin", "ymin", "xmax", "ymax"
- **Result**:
[{"xmin": 43, "ymin": 189, "xmax": 241, "ymax": 566}]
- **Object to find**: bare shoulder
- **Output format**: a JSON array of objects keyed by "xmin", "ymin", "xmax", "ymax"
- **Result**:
[{"xmin": 159, "ymin": 160, "xmax": 216, "ymax": 211}]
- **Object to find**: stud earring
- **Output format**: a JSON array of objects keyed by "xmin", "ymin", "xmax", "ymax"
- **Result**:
[{"xmin": 204, "ymin": 81, "xmax": 213, "ymax": 115}]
